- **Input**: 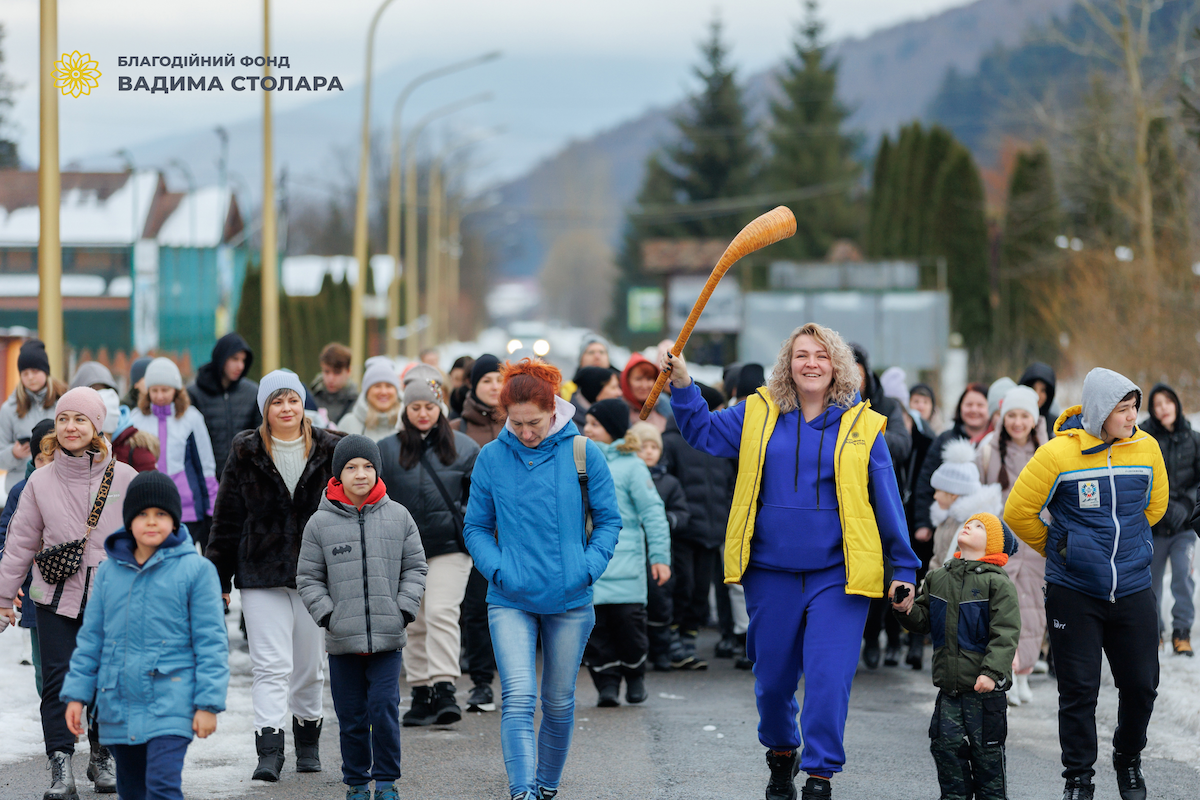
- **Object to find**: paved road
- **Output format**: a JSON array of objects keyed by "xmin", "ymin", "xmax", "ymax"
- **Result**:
[{"xmin": 2, "ymin": 628, "xmax": 1196, "ymax": 799}]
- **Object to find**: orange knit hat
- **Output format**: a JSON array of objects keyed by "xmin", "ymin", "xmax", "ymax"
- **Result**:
[{"xmin": 964, "ymin": 512, "xmax": 1018, "ymax": 566}]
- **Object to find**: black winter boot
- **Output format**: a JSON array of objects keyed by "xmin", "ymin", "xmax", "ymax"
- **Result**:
[
  {"xmin": 432, "ymin": 682, "xmax": 462, "ymax": 725},
  {"xmin": 800, "ymin": 776, "xmax": 832, "ymax": 800},
  {"xmin": 715, "ymin": 634, "xmax": 737, "ymax": 658},
  {"xmin": 403, "ymin": 686, "xmax": 437, "ymax": 726},
  {"xmin": 1062, "ymin": 776, "xmax": 1095, "ymax": 800},
  {"xmin": 1113, "ymin": 751, "xmax": 1146, "ymax": 800},
  {"xmin": 597, "ymin": 682, "xmax": 620, "ymax": 707},
  {"xmin": 466, "ymin": 681, "xmax": 495, "ymax": 712},
  {"xmin": 765, "ymin": 749, "xmax": 799, "ymax": 800},
  {"xmin": 252, "ymin": 728, "xmax": 285, "ymax": 781},
  {"xmin": 44, "ymin": 751, "xmax": 78, "ymax": 800},
  {"xmin": 292, "ymin": 717, "xmax": 322, "ymax": 772},
  {"xmin": 86, "ymin": 745, "xmax": 116, "ymax": 793},
  {"xmin": 625, "ymin": 674, "xmax": 648, "ymax": 704},
  {"xmin": 905, "ymin": 633, "xmax": 924, "ymax": 670}
]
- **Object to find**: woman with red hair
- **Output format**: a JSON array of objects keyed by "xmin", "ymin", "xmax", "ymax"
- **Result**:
[{"xmin": 463, "ymin": 359, "xmax": 622, "ymax": 800}]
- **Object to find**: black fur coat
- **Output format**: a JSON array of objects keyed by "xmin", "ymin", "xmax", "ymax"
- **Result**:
[{"xmin": 207, "ymin": 427, "xmax": 343, "ymax": 592}]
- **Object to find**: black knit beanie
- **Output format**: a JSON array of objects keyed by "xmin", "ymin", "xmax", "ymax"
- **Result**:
[
  {"xmin": 697, "ymin": 382, "xmax": 726, "ymax": 411},
  {"xmin": 587, "ymin": 398, "xmax": 629, "ymax": 442},
  {"xmin": 18, "ymin": 339, "xmax": 51, "ymax": 375},
  {"xmin": 470, "ymin": 354, "xmax": 502, "ymax": 390},
  {"xmin": 575, "ymin": 366, "xmax": 617, "ymax": 404},
  {"xmin": 123, "ymin": 471, "xmax": 183, "ymax": 533},
  {"xmin": 333, "ymin": 434, "xmax": 382, "ymax": 478}
]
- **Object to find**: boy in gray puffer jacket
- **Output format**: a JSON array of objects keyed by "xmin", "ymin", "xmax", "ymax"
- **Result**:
[{"xmin": 297, "ymin": 435, "xmax": 427, "ymax": 800}]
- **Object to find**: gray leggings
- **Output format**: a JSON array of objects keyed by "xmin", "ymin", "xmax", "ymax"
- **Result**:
[{"xmin": 1150, "ymin": 531, "xmax": 1196, "ymax": 634}]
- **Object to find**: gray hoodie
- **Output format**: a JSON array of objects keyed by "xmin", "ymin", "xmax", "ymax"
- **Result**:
[
  {"xmin": 1081, "ymin": 368, "xmax": 1141, "ymax": 440},
  {"xmin": 296, "ymin": 488, "xmax": 428, "ymax": 655}
]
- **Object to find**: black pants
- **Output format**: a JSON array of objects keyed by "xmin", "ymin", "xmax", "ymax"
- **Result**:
[
  {"xmin": 1046, "ymin": 584, "xmax": 1159, "ymax": 780},
  {"xmin": 672, "ymin": 540, "xmax": 717, "ymax": 633},
  {"xmin": 929, "ymin": 690, "xmax": 1008, "ymax": 800},
  {"xmin": 460, "ymin": 566, "xmax": 495, "ymax": 686},
  {"xmin": 37, "ymin": 608, "xmax": 99, "ymax": 756},
  {"xmin": 646, "ymin": 562, "xmax": 674, "ymax": 662},
  {"xmin": 863, "ymin": 597, "xmax": 902, "ymax": 648},
  {"xmin": 189, "ymin": 516, "xmax": 212, "ymax": 554},
  {"xmin": 584, "ymin": 603, "xmax": 648, "ymax": 686}
]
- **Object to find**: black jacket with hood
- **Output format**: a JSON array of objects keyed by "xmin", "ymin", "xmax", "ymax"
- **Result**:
[
  {"xmin": 188, "ymin": 333, "xmax": 262, "ymax": 476},
  {"xmin": 662, "ymin": 416, "xmax": 735, "ymax": 549},
  {"xmin": 1019, "ymin": 362, "xmax": 1058, "ymax": 433},
  {"xmin": 1143, "ymin": 383, "xmax": 1200, "ymax": 536}
]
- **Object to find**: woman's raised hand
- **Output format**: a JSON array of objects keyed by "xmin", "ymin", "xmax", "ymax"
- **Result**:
[{"xmin": 659, "ymin": 351, "xmax": 691, "ymax": 389}]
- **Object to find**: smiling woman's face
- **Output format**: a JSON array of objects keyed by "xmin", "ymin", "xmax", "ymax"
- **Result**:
[
  {"xmin": 56, "ymin": 412, "xmax": 95, "ymax": 455},
  {"xmin": 790, "ymin": 334, "xmax": 833, "ymax": 400}
]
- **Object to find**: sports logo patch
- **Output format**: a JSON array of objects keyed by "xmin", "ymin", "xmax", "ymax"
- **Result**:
[{"xmin": 1078, "ymin": 480, "xmax": 1100, "ymax": 509}]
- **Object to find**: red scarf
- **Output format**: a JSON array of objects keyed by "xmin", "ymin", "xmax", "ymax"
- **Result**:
[{"xmin": 326, "ymin": 476, "xmax": 387, "ymax": 508}]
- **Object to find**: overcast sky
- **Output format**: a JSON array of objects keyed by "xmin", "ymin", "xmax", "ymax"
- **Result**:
[{"xmin": 1, "ymin": 0, "xmax": 969, "ymax": 185}]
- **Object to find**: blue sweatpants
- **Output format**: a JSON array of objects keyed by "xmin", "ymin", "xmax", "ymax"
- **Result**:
[
  {"xmin": 328, "ymin": 650, "xmax": 403, "ymax": 786},
  {"xmin": 110, "ymin": 735, "xmax": 190, "ymax": 800},
  {"xmin": 742, "ymin": 563, "xmax": 871, "ymax": 777}
]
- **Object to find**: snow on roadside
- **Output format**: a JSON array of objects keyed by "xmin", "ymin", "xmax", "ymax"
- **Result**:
[{"xmin": 0, "ymin": 625, "xmax": 50, "ymax": 766}]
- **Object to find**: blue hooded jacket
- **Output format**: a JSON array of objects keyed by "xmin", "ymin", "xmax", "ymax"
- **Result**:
[
  {"xmin": 61, "ymin": 526, "xmax": 229, "ymax": 746},
  {"xmin": 464, "ymin": 396, "xmax": 622, "ymax": 614}
]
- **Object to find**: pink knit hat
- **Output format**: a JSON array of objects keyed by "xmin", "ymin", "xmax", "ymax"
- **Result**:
[{"xmin": 55, "ymin": 386, "xmax": 107, "ymax": 433}]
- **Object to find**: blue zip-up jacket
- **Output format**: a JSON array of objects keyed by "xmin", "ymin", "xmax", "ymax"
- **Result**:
[
  {"xmin": 464, "ymin": 396, "xmax": 622, "ymax": 614},
  {"xmin": 672, "ymin": 381, "xmax": 918, "ymax": 585},
  {"xmin": 61, "ymin": 526, "xmax": 229, "ymax": 746},
  {"xmin": 591, "ymin": 440, "xmax": 671, "ymax": 606},
  {"xmin": 0, "ymin": 465, "xmax": 36, "ymax": 628}
]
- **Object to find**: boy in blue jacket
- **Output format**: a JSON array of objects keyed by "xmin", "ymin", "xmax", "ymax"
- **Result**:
[{"xmin": 62, "ymin": 471, "xmax": 229, "ymax": 800}]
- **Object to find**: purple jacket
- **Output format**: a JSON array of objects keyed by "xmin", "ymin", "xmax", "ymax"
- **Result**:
[
  {"xmin": 129, "ymin": 405, "xmax": 219, "ymax": 522},
  {"xmin": 0, "ymin": 449, "xmax": 137, "ymax": 620}
]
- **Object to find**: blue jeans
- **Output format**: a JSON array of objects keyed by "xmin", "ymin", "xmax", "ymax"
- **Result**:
[
  {"xmin": 488, "ymin": 603, "xmax": 595, "ymax": 799},
  {"xmin": 1150, "ymin": 531, "xmax": 1195, "ymax": 633},
  {"xmin": 328, "ymin": 650, "xmax": 403, "ymax": 786},
  {"xmin": 110, "ymin": 735, "xmax": 190, "ymax": 800}
]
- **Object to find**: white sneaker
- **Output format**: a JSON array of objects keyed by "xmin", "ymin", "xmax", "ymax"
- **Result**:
[
  {"xmin": 1033, "ymin": 659, "xmax": 1049, "ymax": 674},
  {"xmin": 1016, "ymin": 673, "xmax": 1033, "ymax": 704},
  {"xmin": 1007, "ymin": 690, "xmax": 1022, "ymax": 707}
]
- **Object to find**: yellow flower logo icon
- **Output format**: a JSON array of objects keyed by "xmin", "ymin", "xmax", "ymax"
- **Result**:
[{"xmin": 52, "ymin": 51, "xmax": 101, "ymax": 98}]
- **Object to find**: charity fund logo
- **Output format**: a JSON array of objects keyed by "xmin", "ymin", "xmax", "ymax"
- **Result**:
[{"xmin": 53, "ymin": 51, "xmax": 101, "ymax": 97}]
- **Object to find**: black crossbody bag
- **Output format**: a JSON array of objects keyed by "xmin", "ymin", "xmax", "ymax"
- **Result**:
[{"xmin": 34, "ymin": 459, "xmax": 115, "ymax": 585}]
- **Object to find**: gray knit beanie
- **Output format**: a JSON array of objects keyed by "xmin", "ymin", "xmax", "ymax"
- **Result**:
[
  {"xmin": 257, "ymin": 370, "xmax": 307, "ymax": 415},
  {"xmin": 333, "ymin": 434, "xmax": 382, "ymax": 477}
]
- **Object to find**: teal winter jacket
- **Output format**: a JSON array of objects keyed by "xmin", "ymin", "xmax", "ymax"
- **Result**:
[
  {"xmin": 61, "ymin": 526, "xmax": 229, "ymax": 746},
  {"xmin": 464, "ymin": 397, "xmax": 622, "ymax": 614},
  {"xmin": 592, "ymin": 440, "xmax": 671, "ymax": 605}
]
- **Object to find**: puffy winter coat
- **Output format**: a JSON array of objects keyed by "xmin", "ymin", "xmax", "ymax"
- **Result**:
[
  {"xmin": 60, "ymin": 527, "xmax": 228, "ymax": 746},
  {"xmin": 309, "ymin": 375, "xmax": 358, "ymax": 426},
  {"xmin": 463, "ymin": 396, "xmax": 621, "ymax": 614},
  {"xmin": 913, "ymin": 423, "xmax": 974, "ymax": 532},
  {"xmin": 0, "ymin": 468, "xmax": 37, "ymax": 628},
  {"xmin": 591, "ymin": 441, "xmax": 671, "ymax": 606},
  {"xmin": 1005, "ymin": 405, "xmax": 1168, "ymax": 601},
  {"xmin": 1142, "ymin": 384, "xmax": 1200, "ymax": 537},
  {"xmin": 661, "ymin": 418, "xmax": 735, "ymax": 549},
  {"xmin": 206, "ymin": 427, "xmax": 343, "ymax": 593},
  {"xmin": 129, "ymin": 405, "xmax": 219, "ymax": 523},
  {"xmin": 0, "ymin": 388, "xmax": 56, "ymax": 495},
  {"xmin": 337, "ymin": 394, "xmax": 400, "ymax": 441},
  {"xmin": 896, "ymin": 556, "xmax": 1020, "ymax": 693},
  {"xmin": 377, "ymin": 429, "xmax": 479, "ymax": 558},
  {"xmin": 0, "ymin": 449, "xmax": 137, "ymax": 619},
  {"xmin": 187, "ymin": 333, "xmax": 262, "ymax": 476},
  {"xmin": 649, "ymin": 464, "xmax": 690, "ymax": 535},
  {"xmin": 450, "ymin": 393, "xmax": 506, "ymax": 448},
  {"xmin": 296, "ymin": 481, "xmax": 428, "ymax": 655}
]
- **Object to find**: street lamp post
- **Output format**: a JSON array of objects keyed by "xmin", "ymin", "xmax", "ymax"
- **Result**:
[
  {"xmin": 401, "ymin": 92, "xmax": 491, "ymax": 357},
  {"xmin": 38, "ymin": 0, "xmax": 62, "ymax": 378},
  {"xmin": 349, "ymin": 0, "xmax": 398, "ymax": 379},
  {"xmin": 385, "ymin": 51, "xmax": 500, "ymax": 358},
  {"xmin": 260, "ymin": 0, "xmax": 281, "ymax": 373}
]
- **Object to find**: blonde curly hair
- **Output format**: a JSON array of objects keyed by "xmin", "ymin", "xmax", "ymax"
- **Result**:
[{"xmin": 767, "ymin": 323, "xmax": 860, "ymax": 413}]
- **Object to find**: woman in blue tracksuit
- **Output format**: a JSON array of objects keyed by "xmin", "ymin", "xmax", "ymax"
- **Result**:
[
  {"xmin": 659, "ymin": 323, "xmax": 920, "ymax": 800},
  {"xmin": 463, "ymin": 359, "xmax": 621, "ymax": 800}
]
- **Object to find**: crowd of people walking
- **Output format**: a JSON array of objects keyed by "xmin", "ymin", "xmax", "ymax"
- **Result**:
[{"xmin": 0, "ymin": 326, "xmax": 1196, "ymax": 800}]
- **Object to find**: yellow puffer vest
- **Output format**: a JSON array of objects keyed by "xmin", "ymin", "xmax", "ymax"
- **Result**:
[{"xmin": 724, "ymin": 387, "xmax": 888, "ymax": 597}]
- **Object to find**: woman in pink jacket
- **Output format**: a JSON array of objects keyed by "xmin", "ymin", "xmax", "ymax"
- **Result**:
[{"xmin": 0, "ymin": 388, "xmax": 138, "ymax": 800}]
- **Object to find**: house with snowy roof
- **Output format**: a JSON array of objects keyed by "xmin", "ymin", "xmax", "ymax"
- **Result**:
[{"xmin": 0, "ymin": 169, "xmax": 249, "ymax": 368}]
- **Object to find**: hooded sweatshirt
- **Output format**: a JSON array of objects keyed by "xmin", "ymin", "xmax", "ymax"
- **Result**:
[
  {"xmin": 1142, "ymin": 383, "xmax": 1200, "ymax": 535},
  {"xmin": 1004, "ymin": 368, "xmax": 1168, "ymax": 600},
  {"xmin": 1019, "ymin": 362, "xmax": 1058, "ymax": 431},
  {"xmin": 187, "ymin": 332, "xmax": 262, "ymax": 474}
]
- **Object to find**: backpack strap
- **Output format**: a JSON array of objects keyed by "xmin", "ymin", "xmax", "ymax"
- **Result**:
[{"xmin": 574, "ymin": 436, "xmax": 593, "ymax": 543}]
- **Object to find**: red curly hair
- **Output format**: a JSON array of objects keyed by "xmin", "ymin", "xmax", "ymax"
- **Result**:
[{"xmin": 500, "ymin": 358, "xmax": 562, "ymax": 412}]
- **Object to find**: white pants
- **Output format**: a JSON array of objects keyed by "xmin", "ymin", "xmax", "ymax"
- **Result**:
[
  {"xmin": 242, "ymin": 587, "xmax": 325, "ymax": 731},
  {"xmin": 405, "ymin": 552, "xmax": 473, "ymax": 686}
]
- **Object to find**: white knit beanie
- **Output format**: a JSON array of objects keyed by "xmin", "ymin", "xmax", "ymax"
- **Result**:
[
  {"xmin": 987, "ymin": 377, "xmax": 1016, "ymax": 418},
  {"xmin": 362, "ymin": 361, "xmax": 402, "ymax": 395},
  {"xmin": 930, "ymin": 438, "xmax": 982, "ymax": 496},
  {"xmin": 257, "ymin": 369, "xmax": 307, "ymax": 415},
  {"xmin": 1001, "ymin": 385, "xmax": 1040, "ymax": 421},
  {"xmin": 143, "ymin": 357, "xmax": 183, "ymax": 391}
]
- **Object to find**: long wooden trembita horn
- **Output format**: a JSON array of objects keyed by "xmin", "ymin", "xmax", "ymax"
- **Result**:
[{"xmin": 639, "ymin": 205, "xmax": 797, "ymax": 421}]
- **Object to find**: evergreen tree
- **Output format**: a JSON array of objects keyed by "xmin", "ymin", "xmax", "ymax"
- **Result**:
[
  {"xmin": 766, "ymin": 0, "xmax": 862, "ymax": 259},
  {"xmin": 0, "ymin": 25, "xmax": 18, "ymax": 168},
  {"xmin": 910, "ymin": 126, "xmax": 955, "ymax": 256},
  {"xmin": 234, "ymin": 262, "xmax": 264, "ymax": 381},
  {"xmin": 864, "ymin": 134, "xmax": 891, "ymax": 256},
  {"xmin": 930, "ymin": 146, "xmax": 992, "ymax": 350},
  {"xmin": 999, "ymin": 147, "xmax": 1060, "ymax": 363}
]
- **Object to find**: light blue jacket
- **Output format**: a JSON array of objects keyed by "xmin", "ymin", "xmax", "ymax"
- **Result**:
[
  {"xmin": 592, "ymin": 440, "xmax": 671, "ymax": 606},
  {"xmin": 61, "ymin": 526, "xmax": 229, "ymax": 746},
  {"xmin": 464, "ymin": 397, "xmax": 622, "ymax": 614}
]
